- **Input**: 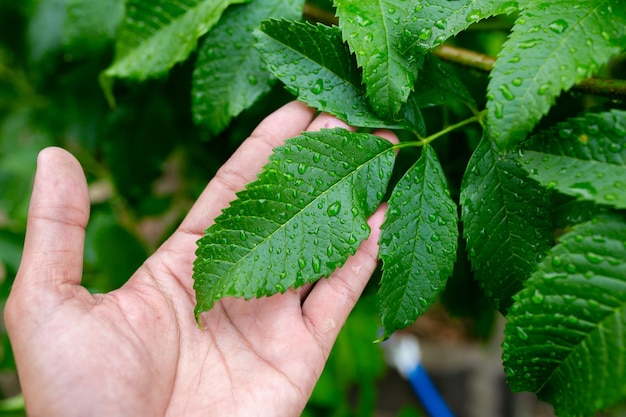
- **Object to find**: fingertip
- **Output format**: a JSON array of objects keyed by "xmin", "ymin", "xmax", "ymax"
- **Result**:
[
  {"xmin": 372, "ymin": 129, "xmax": 400, "ymax": 145},
  {"xmin": 306, "ymin": 112, "xmax": 354, "ymax": 132}
]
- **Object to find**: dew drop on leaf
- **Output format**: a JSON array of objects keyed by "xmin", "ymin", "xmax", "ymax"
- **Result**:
[
  {"xmin": 311, "ymin": 79, "xmax": 324, "ymax": 94},
  {"xmin": 548, "ymin": 19, "xmax": 568, "ymax": 34},
  {"xmin": 516, "ymin": 327, "xmax": 529, "ymax": 340},
  {"xmin": 499, "ymin": 84, "xmax": 516, "ymax": 101},
  {"xmin": 298, "ymin": 257, "xmax": 306, "ymax": 269},
  {"xmin": 531, "ymin": 289, "xmax": 545, "ymax": 304},
  {"xmin": 312, "ymin": 255, "xmax": 321, "ymax": 273},
  {"xmin": 585, "ymin": 252, "xmax": 603, "ymax": 264},
  {"xmin": 327, "ymin": 201, "xmax": 341, "ymax": 216}
]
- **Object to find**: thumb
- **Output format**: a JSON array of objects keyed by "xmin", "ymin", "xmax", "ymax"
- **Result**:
[{"xmin": 10, "ymin": 147, "xmax": 90, "ymax": 306}]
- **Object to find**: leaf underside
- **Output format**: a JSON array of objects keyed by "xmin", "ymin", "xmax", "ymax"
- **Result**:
[
  {"xmin": 378, "ymin": 145, "xmax": 458, "ymax": 339},
  {"xmin": 191, "ymin": 0, "xmax": 303, "ymax": 135},
  {"xmin": 519, "ymin": 109, "xmax": 626, "ymax": 209},
  {"xmin": 334, "ymin": 0, "xmax": 422, "ymax": 120},
  {"xmin": 105, "ymin": 0, "xmax": 247, "ymax": 80},
  {"xmin": 461, "ymin": 136, "xmax": 554, "ymax": 312},
  {"xmin": 193, "ymin": 128, "xmax": 395, "ymax": 317},
  {"xmin": 504, "ymin": 215, "xmax": 626, "ymax": 417},
  {"xmin": 487, "ymin": 0, "xmax": 626, "ymax": 149},
  {"xmin": 254, "ymin": 19, "xmax": 413, "ymax": 129}
]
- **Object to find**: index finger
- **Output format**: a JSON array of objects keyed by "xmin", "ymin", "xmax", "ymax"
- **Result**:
[{"xmin": 179, "ymin": 101, "xmax": 315, "ymax": 236}]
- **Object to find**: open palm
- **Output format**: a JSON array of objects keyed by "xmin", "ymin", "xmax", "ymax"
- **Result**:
[{"xmin": 5, "ymin": 101, "xmax": 395, "ymax": 417}]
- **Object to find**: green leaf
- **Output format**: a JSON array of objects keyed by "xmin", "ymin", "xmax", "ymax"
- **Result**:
[
  {"xmin": 104, "ymin": 0, "xmax": 248, "ymax": 81},
  {"xmin": 487, "ymin": 0, "xmax": 626, "ymax": 149},
  {"xmin": 191, "ymin": 0, "xmax": 303, "ymax": 135},
  {"xmin": 503, "ymin": 215, "xmax": 626, "ymax": 417},
  {"xmin": 378, "ymin": 145, "xmax": 458, "ymax": 339},
  {"xmin": 334, "ymin": 0, "xmax": 423, "ymax": 119},
  {"xmin": 401, "ymin": 0, "xmax": 518, "ymax": 52},
  {"xmin": 518, "ymin": 109, "xmax": 626, "ymax": 210},
  {"xmin": 461, "ymin": 136, "xmax": 553, "ymax": 312},
  {"xmin": 193, "ymin": 128, "xmax": 395, "ymax": 317},
  {"xmin": 254, "ymin": 19, "xmax": 409, "ymax": 129},
  {"xmin": 413, "ymin": 54, "xmax": 475, "ymax": 109},
  {"xmin": 520, "ymin": 152, "xmax": 626, "ymax": 210},
  {"xmin": 62, "ymin": 0, "xmax": 124, "ymax": 57}
]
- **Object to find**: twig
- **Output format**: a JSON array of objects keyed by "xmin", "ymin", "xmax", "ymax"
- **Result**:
[{"xmin": 433, "ymin": 45, "xmax": 626, "ymax": 100}]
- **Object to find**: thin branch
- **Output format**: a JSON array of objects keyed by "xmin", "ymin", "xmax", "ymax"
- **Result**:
[{"xmin": 433, "ymin": 44, "xmax": 626, "ymax": 100}]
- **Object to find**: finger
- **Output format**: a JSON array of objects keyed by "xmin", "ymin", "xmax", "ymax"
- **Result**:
[
  {"xmin": 179, "ymin": 101, "xmax": 315, "ymax": 236},
  {"xmin": 12, "ymin": 147, "xmax": 90, "ymax": 296},
  {"xmin": 301, "ymin": 204, "xmax": 386, "ymax": 354},
  {"xmin": 306, "ymin": 112, "xmax": 354, "ymax": 132}
]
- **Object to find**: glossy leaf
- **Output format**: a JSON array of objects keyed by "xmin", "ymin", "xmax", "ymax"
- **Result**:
[
  {"xmin": 378, "ymin": 145, "xmax": 458, "ymax": 339},
  {"xmin": 104, "ymin": 0, "xmax": 247, "ymax": 81},
  {"xmin": 401, "ymin": 0, "xmax": 518, "ymax": 52},
  {"xmin": 461, "ymin": 136, "xmax": 553, "ymax": 312},
  {"xmin": 191, "ymin": 0, "xmax": 303, "ymax": 135},
  {"xmin": 334, "ymin": 0, "xmax": 422, "ymax": 119},
  {"xmin": 504, "ymin": 215, "xmax": 626, "ymax": 417},
  {"xmin": 487, "ymin": 0, "xmax": 626, "ymax": 149},
  {"xmin": 254, "ymin": 19, "xmax": 410, "ymax": 129},
  {"xmin": 193, "ymin": 128, "xmax": 395, "ymax": 317},
  {"xmin": 519, "ymin": 109, "xmax": 626, "ymax": 209},
  {"xmin": 520, "ymin": 152, "xmax": 626, "ymax": 209},
  {"xmin": 413, "ymin": 54, "xmax": 475, "ymax": 108}
]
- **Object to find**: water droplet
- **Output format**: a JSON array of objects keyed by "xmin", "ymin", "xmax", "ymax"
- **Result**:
[
  {"xmin": 499, "ymin": 84, "xmax": 515, "ymax": 100},
  {"xmin": 531, "ymin": 290, "xmax": 544, "ymax": 304},
  {"xmin": 494, "ymin": 102, "xmax": 504, "ymax": 119},
  {"xmin": 467, "ymin": 12, "xmax": 481, "ymax": 22},
  {"xmin": 548, "ymin": 19, "xmax": 568, "ymax": 34},
  {"xmin": 585, "ymin": 252, "xmax": 603, "ymax": 264},
  {"xmin": 298, "ymin": 257, "xmax": 306, "ymax": 269},
  {"xmin": 311, "ymin": 79, "xmax": 324, "ymax": 94},
  {"xmin": 297, "ymin": 163, "xmax": 307, "ymax": 174},
  {"xmin": 418, "ymin": 297, "xmax": 428, "ymax": 307},
  {"xmin": 355, "ymin": 15, "xmax": 373, "ymax": 26},
  {"xmin": 518, "ymin": 40, "xmax": 538, "ymax": 49},
  {"xmin": 512, "ymin": 78, "xmax": 523, "ymax": 87},
  {"xmin": 327, "ymin": 201, "xmax": 341, "ymax": 216},
  {"xmin": 431, "ymin": 234, "xmax": 440, "ymax": 242},
  {"xmin": 276, "ymin": 283, "xmax": 285, "ymax": 292},
  {"xmin": 537, "ymin": 84, "xmax": 550, "ymax": 95},
  {"xmin": 516, "ymin": 327, "xmax": 529, "ymax": 340},
  {"xmin": 312, "ymin": 256, "xmax": 321, "ymax": 273},
  {"xmin": 418, "ymin": 27, "xmax": 432, "ymax": 40},
  {"xmin": 348, "ymin": 234, "xmax": 357, "ymax": 244},
  {"xmin": 552, "ymin": 256, "xmax": 562, "ymax": 268},
  {"xmin": 608, "ymin": 142, "xmax": 621, "ymax": 152},
  {"xmin": 566, "ymin": 315, "xmax": 579, "ymax": 325},
  {"xmin": 240, "ymin": 231, "xmax": 248, "ymax": 241}
]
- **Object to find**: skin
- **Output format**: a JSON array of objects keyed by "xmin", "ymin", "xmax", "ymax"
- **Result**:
[{"xmin": 4, "ymin": 101, "xmax": 397, "ymax": 417}]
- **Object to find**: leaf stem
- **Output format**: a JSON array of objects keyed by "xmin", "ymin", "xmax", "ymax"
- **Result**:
[
  {"xmin": 433, "ymin": 45, "xmax": 626, "ymax": 99},
  {"xmin": 396, "ymin": 111, "xmax": 485, "ymax": 149}
]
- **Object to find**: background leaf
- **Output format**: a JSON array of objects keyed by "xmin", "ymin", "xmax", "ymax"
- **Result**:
[
  {"xmin": 334, "ymin": 0, "xmax": 423, "ymax": 119},
  {"xmin": 378, "ymin": 145, "xmax": 458, "ymax": 339},
  {"xmin": 487, "ymin": 0, "xmax": 626, "ymax": 149},
  {"xmin": 105, "ymin": 0, "xmax": 247, "ymax": 81},
  {"xmin": 193, "ymin": 128, "xmax": 395, "ymax": 316},
  {"xmin": 254, "ymin": 19, "xmax": 410, "ymax": 129},
  {"xmin": 461, "ymin": 136, "xmax": 553, "ymax": 312},
  {"xmin": 412, "ymin": 54, "xmax": 475, "ymax": 109},
  {"xmin": 191, "ymin": 0, "xmax": 303, "ymax": 136},
  {"xmin": 62, "ymin": 0, "xmax": 124, "ymax": 58},
  {"xmin": 503, "ymin": 215, "xmax": 626, "ymax": 417},
  {"xmin": 401, "ymin": 0, "xmax": 518, "ymax": 52}
]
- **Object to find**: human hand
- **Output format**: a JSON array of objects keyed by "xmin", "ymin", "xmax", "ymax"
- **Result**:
[{"xmin": 5, "ymin": 101, "xmax": 397, "ymax": 417}]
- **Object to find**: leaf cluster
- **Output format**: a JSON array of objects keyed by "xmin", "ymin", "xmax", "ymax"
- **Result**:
[{"xmin": 3, "ymin": 0, "xmax": 626, "ymax": 415}]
